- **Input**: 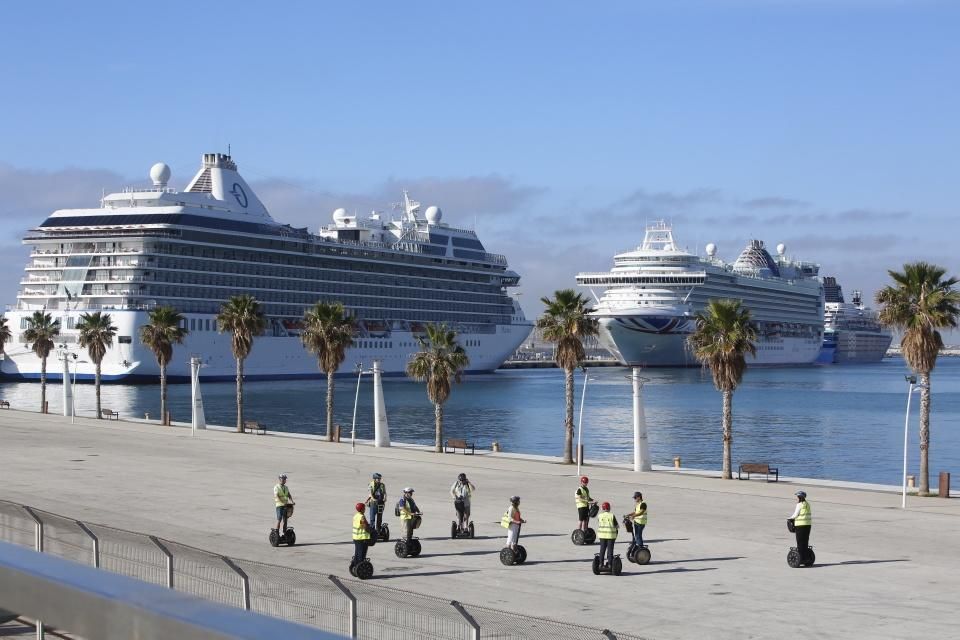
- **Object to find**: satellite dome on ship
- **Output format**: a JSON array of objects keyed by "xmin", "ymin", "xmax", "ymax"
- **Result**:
[{"xmin": 732, "ymin": 240, "xmax": 780, "ymax": 277}]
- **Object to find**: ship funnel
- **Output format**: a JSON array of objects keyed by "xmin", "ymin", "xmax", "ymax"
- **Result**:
[{"xmin": 184, "ymin": 153, "xmax": 273, "ymax": 221}]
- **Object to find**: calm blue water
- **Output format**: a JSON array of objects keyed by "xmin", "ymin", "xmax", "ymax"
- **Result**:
[{"xmin": 3, "ymin": 357, "xmax": 959, "ymax": 485}]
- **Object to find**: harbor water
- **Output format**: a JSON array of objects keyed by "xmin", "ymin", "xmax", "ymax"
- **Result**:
[{"xmin": 2, "ymin": 357, "xmax": 958, "ymax": 486}]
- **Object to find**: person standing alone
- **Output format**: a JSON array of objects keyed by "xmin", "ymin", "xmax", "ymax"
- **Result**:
[
  {"xmin": 789, "ymin": 490, "xmax": 812, "ymax": 558},
  {"xmin": 596, "ymin": 501, "xmax": 618, "ymax": 568},
  {"xmin": 625, "ymin": 491, "xmax": 647, "ymax": 548}
]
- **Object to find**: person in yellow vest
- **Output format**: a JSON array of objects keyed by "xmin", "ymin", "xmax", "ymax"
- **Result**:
[
  {"xmin": 624, "ymin": 491, "xmax": 647, "ymax": 547},
  {"xmin": 789, "ymin": 490, "xmax": 812, "ymax": 557},
  {"xmin": 273, "ymin": 473, "xmax": 294, "ymax": 533},
  {"xmin": 367, "ymin": 472, "xmax": 387, "ymax": 534},
  {"xmin": 596, "ymin": 501, "xmax": 619, "ymax": 568},
  {"xmin": 352, "ymin": 502, "xmax": 372, "ymax": 566},
  {"xmin": 575, "ymin": 476, "xmax": 595, "ymax": 533},
  {"xmin": 398, "ymin": 487, "xmax": 422, "ymax": 543},
  {"xmin": 500, "ymin": 495, "xmax": 526, "ymax": 550}
]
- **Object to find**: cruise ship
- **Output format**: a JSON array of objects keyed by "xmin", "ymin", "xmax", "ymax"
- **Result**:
[
  {"xmin": 0, "ymin": 153, "xmax": 532, "ymax": 382},
  {"xmin": 576, "ymin": 222, "xmax": 824, "ymax": 366},
  {"xmin": 817, "ymin": 277, "xmax": 892, "ymax": 364}
]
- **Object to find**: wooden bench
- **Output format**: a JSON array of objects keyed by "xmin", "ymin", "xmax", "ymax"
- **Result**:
[
  {"xmin": 101, "ymin": 408, "xmax": 119, "ymax": 420},
  {"xmin": 738, "ymin": 463, "xmax": 778, "ymax": 482},
  {"xmin": 444, "ymin": 438, "xmax": 475, "ymax": 455},
  {"xmin": 0, "ymin": 400, "xmax": 9, "ymax": 409},
  {"xmin": 244, "ymin": 420, "xmax": 266, "ymax": 435}
]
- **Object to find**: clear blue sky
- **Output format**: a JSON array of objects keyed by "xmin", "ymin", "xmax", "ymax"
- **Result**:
[{"xmin": 0, "ymin": 1, "xmax": 957, "ymax": 322}]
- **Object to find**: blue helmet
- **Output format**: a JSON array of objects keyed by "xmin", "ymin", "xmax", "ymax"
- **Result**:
[
  {"xmin": 795, "ymin": 491, "xmax": 807, "ymax": 499},
  {"xmin": 372, "ymin": 472, "xmax": 382, "ymax": 480}
]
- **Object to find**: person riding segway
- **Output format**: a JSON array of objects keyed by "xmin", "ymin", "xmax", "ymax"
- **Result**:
[
  {"xmin": 624, "ymin": 491, "xmax": 651, "ymax": 564},
  {"xmin": 367, "ymin": 472, "xmax": 390, "ymax": 541},
  {"xmin": 592, "ymin": 502, "xmax": 623, "ymax": 575},
  {"xmin": 350, "ymin": 502, "xmax": 375, "ymax": 579},
  {"xmin": 450, "ymin": 473, "xmax": 476, "ymax": 538},
  {"xmin": 787, "ymin": 490, "xmax": 815, "ymax": 567},
  {"xmin": 269, "ymin": 473, "xmax": 296, "ymax": 547},
  {"xmin": 572, "ymin": 476, "xmax": 598, "ymax": 545},
  {"xmin": 499, "ymin": 496, "xmax": 527, "ymax": 566},
  {"xmin": 394, "ymin": 487, "xmax": 423, "ymax": 558}
]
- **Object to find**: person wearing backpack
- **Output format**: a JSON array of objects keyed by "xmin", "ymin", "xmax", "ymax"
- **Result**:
[
  {"xmin": 500, "ymin": 495, "xmax": 526, "ymax": 550},
  {"xmin": 450, "ymin": 473, "xmax": 476, "ymax": 532},
  {"xmin": 367, "ymin": 472, "xmax": 387, "ymax": 533},
  {"xmin": 397, "ymin": 487, "xmax": 422, "ymax": 543}
]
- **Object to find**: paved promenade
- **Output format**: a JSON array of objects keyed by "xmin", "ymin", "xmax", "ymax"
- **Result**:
[{"xmin": 1, "ymin": 409, "xmax": 958, "ymax": 639}]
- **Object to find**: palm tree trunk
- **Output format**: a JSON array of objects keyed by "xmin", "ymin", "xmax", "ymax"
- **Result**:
[
  {"xmin": 95, "ymin": 361, "xmax": 102, "ymax": 419},
  {"xmin": 236, "ymin": 357, "xmax": 244, "ymax": 433},
  {"xmin": 919, "ymin": 372, "xmax": 931, "ymax": 495},
  {"xmin": 40, "ymin": 356, "xmax": 47, "ymax": 412},
  {"xmin": 326, "ymin": 371, "xmax": 335, "ymax": 441},
  {"xmin": 722, "ymin": 389, "xmax": 733, "ymax": 480},
  {"xmin": 563, "ymin": 367, "xmax": 574, "ymax": 464},
  {"xmin": 435, "ymin": 402, "xmax": 443, "ymax": 453},
  {"xmin": 160, "ymin": 363, "xmax": 167, "ymax": 425}
]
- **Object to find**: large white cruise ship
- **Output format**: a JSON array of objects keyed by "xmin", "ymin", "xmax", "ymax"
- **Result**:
[
  {"xmin": 818, "ymin": 277, "xmax": 892, "ymax": 364},
  {"xmin": 1, "ymin": 153, "xmax": 531, "ymax": 382},
  {"xmin": 576, "ymin": 222, "xmax": 824, "ymax": 367}
]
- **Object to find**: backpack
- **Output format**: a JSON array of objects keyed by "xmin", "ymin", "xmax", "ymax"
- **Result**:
[{"xmin": 394, "ymin": 498, "xmax": 404, "ymax": 517}]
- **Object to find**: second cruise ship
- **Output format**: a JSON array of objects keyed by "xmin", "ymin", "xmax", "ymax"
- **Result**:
[
  {"xmin": 576, "ymin": 222, "xmax": 824, "ymax": 366},
  {"xmin": 1, "ymin": 153, "xmax": 532, "ymax": 382}
]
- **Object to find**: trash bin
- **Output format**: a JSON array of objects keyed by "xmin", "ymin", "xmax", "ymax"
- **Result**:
[{"xmin": 939, "ymin": 472, "xmax": 951, "ymax": 498}]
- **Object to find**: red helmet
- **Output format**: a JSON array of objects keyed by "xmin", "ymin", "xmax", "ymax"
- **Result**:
[
  {"xmin": 355, "ymin": 502, "xmax": 365, "ymax": 512},
  {"xmin": 601, "ymin": 502, "xmax": 611, "ymax": 511},
  {"xmin": 580, "ymin": 476, "xmax": 589, "ymax": 484}
]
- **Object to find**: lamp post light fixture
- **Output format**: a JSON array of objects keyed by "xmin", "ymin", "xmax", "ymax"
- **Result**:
[{"xmin": 902, "ymin": 374, "xmax": 928, "ymax": 509}]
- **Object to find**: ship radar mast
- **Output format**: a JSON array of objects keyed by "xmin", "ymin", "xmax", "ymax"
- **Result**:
[{"xmin": 394, "ymin": 190, "xmax": 422, "ymax": 222}]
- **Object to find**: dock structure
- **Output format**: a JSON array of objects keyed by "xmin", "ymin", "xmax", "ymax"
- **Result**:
[{"xmin": 0, "ymin": 409, "xmax": 958, "ymax": 639}]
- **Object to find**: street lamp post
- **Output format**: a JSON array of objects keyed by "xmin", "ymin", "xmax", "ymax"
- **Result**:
[
  {"xmin": 351, "ymin": 363, "xmax": 373, "ymax": 454},
  {"xmin": 576, "ymin": 368, "xmax": 595, "ymax": 476},
  {"xmin": 902, "ymin": 375, "xmax": 927, "ymax": 509}
]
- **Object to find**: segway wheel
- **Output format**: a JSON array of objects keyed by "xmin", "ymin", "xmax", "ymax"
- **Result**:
[
  {"xmin": 516, "ymin": 545, "xmax": 527, "ymax": 564},
  {"xmin": 787, "ymin": 548, "xmax": 802, "ymax": 568},
  {"xmin": 592, "ymin": 555, "xmax": 601, "ymax": 575},
  {"xmin": 468, "ymin": 522, "xmax": 475, "ymax": 538},
  {"xmin": 380, "ymin": 524, "xmax": 390, "ymax": 542},
  {"xmin": 626, "ymin": 544, "xmax": 637, "ymax": 563},
  {"xmin": 584, "ymin": 528, "xmax": 597, "ymax": 545},
  {"xmin": 451, "ymin": 521, "xmax": 458, "ymax": 539},
  {"xmin": 500, "ymin": 547, "xmax": 516, "ymax": 566},
  {"xmin": 409, "ymin": 539, "xmax": 422, "ymax": 557},
  {"xmin": 804, "ymin": 549, "xmax": 816, "ymax": 567},
  {"xmin": 356, "ymin": 560, "xmax": 374, "ymax": 580},
  {"xmin": 394, "ymin": 540, "xmax": 408, "ymax": 558},
  {"xmin": 633, "ymin": 546, "xmax": 651, "ymax": 565},
  {"xmin": 571, "ymin": 529, "xmax": 585, "ymax": 545},
  {"xmin": 286, "ymin": 529, "xmax": 296, "ymax": 546},
  {"xmin": 613, "ymin": 556, "xmax": 623, "ymax": 576},
  {"xmin": 269, "ymin": 530, "xmax": 280, "ymax": 547},
  {"xmin": 349, "ymin": 561, "xmax": 358, "ymax": 577}
]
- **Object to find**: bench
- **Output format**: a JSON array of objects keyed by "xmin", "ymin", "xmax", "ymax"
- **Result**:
[
  {"xmin": 0, "ymin": 400, "xmax": 9, "ymax": 409},
  {"xmin": 101, "ymin": 408, "xmax": 119, "ymax": 420},
  {"xmin": 738, "ymin": 463, "xmax": 778, "ymax": 482},
  {"xmin": 243, "ymin": 420, "xmax": 266, "ymax": 435},
  {"xmin": 444, "ymin": 438, "xmax": 475, "ymax": 455}
]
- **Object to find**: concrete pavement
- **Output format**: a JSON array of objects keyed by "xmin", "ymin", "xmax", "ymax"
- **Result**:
[{"xmin": 1, "ymin": 409, "xmax": 958, "ymax": 639}]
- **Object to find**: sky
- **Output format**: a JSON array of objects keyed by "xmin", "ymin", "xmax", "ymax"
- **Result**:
[{"xmin": 0, "ymin": 1, "xmax": 957, "ymax": 325}]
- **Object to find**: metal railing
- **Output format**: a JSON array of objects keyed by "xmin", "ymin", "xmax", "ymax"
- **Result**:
[{"xmin": 0, "ymin": 499, "xmax": 646, "ymax": 640}]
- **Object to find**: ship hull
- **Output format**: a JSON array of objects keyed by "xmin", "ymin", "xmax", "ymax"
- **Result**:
[
  {"xmin": 0, "ymin": 310, "xmax": 531, "ymax": 382},
  {"xmin": 831, "ymin": 331, "xmax": 893, "ymax": 364}
]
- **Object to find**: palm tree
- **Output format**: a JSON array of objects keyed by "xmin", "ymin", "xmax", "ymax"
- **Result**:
[
  {"xmin": 217, "ymin": 295, "xmax": 267, "ymax": 433},
  {"xmin": 301, "ymin": 301, "xmax": 356, "ymax": 441},
  {"xmin": 687, "ymin": 299, "xmax": 757, "ymax": 480},
  {"xmin": 23, "ymin": 311, "xmax": 60, "ymax": 412},
  {"xmin": 77, "ymin": 312, "xmax": 117, "ymax": 419},
  {"xmin": 876, "ymin": 262, "xmax": 960, "ymax": 495},
  {"xmin": 406, "ymin": 323, "xmax": 470, "ymax": 452},
  {"xmin": 536, "ymin": 289, "xmax": 599, "ymax": 464},
  {"xmin": 0, "ymin": 315, "xmax": 11, "ymax": 356},
  {"xmin": 139, "ymin": 306, "xmax": 188, "ymax": 425}
]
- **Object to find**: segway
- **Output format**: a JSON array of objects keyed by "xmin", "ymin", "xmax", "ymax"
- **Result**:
[
  {"xmin": 268, "ymin": 505, "xmax": 296, "ymax": 547},
  {"xmin": 623, "ymin": 518, "xmax": 651, "ymax": 564},
  {"xmin": 592, "ymin": 553, "xmax": 623, "ymax": 576},
  {"xmin": 374, "ymin": 502, "xmax": 390, "ymax": 542},
  {"xmin": 571, "ymin": 502, "xmax": 599, "ymax": 545},
  {"xmin": 394, "ymin": 515, "xmax": 423, "ymax": 558},
  {"xmin": 348, "ymin": 557, "xmax": 375, "ymax": 580},
  {"xmin": 499, "ymin": 523, "xmax": 527, "ymax": 566},
  {"xmin": 786, "ymin": 519, "xmax": 815, "ymax": 567}
]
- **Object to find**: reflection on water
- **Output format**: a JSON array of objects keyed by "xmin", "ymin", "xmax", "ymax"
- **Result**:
[{"xmin": 2, "ymin": 358, "xmax": 959, "ymax": 485}]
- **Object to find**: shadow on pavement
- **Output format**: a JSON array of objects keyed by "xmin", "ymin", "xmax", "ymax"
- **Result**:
[
  {"xmin": 649, "ymin": 556, "xmax": 743, "ymax": 565},
  {"xmin": 811, "ymin": 559, "xmax": 910, "ymax": 568},
  {"xmin": 521, "ymin": 558, "xmax": 589, "ymax": 566},
  {"xmin": 627, "ymin": 567, "xmax": 718, "ymax": 576},
  {"xmin": 646, "ymin": 538, "xmax": 690, "ymax": 543},
  {"xmin": 375, "ymin": 569, "xmax": 481, "ymax": 579},
  {"xmin": 418, "ymin": 549, "xmax": 502, "ymax": 558}
]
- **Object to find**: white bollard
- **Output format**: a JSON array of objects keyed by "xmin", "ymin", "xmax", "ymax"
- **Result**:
[
  {"xmin": 373, "ymin": 360, "xmax": 391, "ymax": 447},
  {"xmin": 633, "ymin": 368, "xmax": 652, "ymax": 472},
  {"xmin": 62, "ymin": 355, "xmax": 72, "ymax": 418}
]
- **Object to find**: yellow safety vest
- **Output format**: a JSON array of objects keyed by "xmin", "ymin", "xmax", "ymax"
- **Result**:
[
  {"xmin": 597, "ymin": 511, "xmax": 618, "ymax": 540},
  {"xmin": 352, "ymin": 512, "xmax": 371, "ymax": 541},
  {"xmin": 274, "ymin": 484, "xmax": 291, "ymax": 507},
  {"xmin": 575, "ymin": 486, "xmax": 591, "ymax": 508},
  {"xmin": 399, "ymin": 498, "xmax": 413, "ymax": 520},
  {"xmin": 634, "ymin": 501, "xmax": 648, "ymax": 525},
  {"xmin": 795, "ymin": 501, "xmax": 811, "ymax": 527},
  {"xmin": 501, "ymin": 506, "xmax": 519, "ymax": 528},
  {"xmin": 369, "ymin": 481, "xmax": 386, "ymax": 501}
]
